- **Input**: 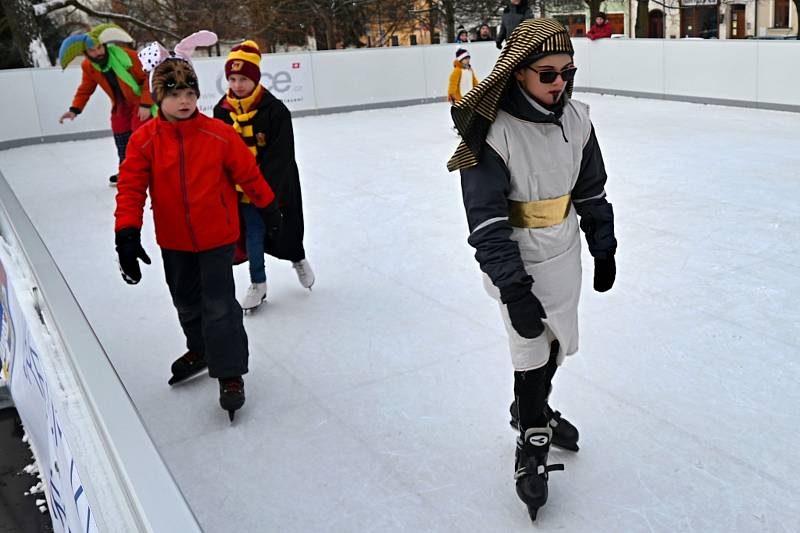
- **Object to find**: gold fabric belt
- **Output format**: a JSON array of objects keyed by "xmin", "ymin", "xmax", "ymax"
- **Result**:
[{"xmin": 508, "ymin": 193, "xmax": 571, "ymax": 228}]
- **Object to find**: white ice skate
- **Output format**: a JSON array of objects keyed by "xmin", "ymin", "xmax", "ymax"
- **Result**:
[
  {"xmin": 292, "ymin": 259, "xmax": 315, "ymax": 289},
  {"xmin": 241, "ymin": 282, "xmax": 267, "ymax": 312}
]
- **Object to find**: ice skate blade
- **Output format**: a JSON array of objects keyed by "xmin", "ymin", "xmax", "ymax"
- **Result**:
[
  {"xmin": 228, "ymin": 410, "xmax": 235, "ymax": 422},
  {"xmin": 168, "ymin": 367, "xmax": 207, "ymax": 386},
  {"xmin": 527, "ymin": 506, "xmax": 539, "ymax": 522}
]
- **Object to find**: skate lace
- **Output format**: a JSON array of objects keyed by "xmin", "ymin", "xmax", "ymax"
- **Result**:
[{"xmin": 246, "ymin": 284, "xmax": 262, "ymax": 297}]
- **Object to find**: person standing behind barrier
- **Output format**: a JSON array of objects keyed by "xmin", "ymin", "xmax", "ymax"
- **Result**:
[
  {"xmin": 587, "ymin": 13, "xmax": 613, "ymax": 40},
  {"xmin": 474, "ymin": 23, "xmax": 494, "ymax": 42},
  {"xmin": 496, "ymin": 0, "xmax": 534, "ymax": 49},
  {"xmin": 57, "ymin": 24, "xmax": 153, "ymax": 187},
  {"xmin": 448, "ymin": 48, "xmax": 479, "ymax": 104},
  {"xmin": 455, "ymin": 26, "xmax": 471, "ymax": 44},
  {"xmin": 213, "ymin": 40, "xmax": 316, "ymax": 312}
]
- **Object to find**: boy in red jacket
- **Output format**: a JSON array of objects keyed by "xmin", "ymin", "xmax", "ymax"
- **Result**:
[{"xmin": 114, "ymin": 33, "xmax": 281, "ymax": 421}]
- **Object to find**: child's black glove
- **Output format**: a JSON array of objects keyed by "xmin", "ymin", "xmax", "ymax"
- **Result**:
[
  {"xmin": 500, "ymin": 276, "xmax": 547, "ymax": 339},
  {"xmin": 593, "ymin": 255, "xmax": 616, "ymax": 292},
  {"xmin": 495, "ymin": 41, "xmax": 503, "ymax": 50},
  {"xmin": 260, "ymin": 201, "xmax": 283, "ymax": 240},
  {"xmin": 115, "ymin": 227, "xmax": 150, "ymax": 284}
]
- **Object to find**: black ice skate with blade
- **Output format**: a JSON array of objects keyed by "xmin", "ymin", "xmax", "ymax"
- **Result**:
[
  {"xmin": 168, "ymin": 350, "xmax": 208, "ymax": 385},
  {"xmin": 510, "ymin": 400, "xmax": 580, "ymax": 452},
  {"xmin": 219, "ymin": 377, "xmax": 245, "ymax": 421},
  {"xmin": 515, "ymin": 426, "xmax": 563, "ymax": 522}
]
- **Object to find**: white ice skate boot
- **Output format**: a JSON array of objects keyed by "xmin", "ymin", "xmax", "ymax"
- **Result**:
[
  {"xmin": 241, "ymin": 282, "xmax": 267, "ymax": 311},
  {"xmin": 292, "ymin": 259, "xmax": 315, "ymax": 289}
]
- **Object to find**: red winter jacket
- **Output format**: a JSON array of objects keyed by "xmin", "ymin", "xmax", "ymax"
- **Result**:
[
  {"xmin": 115, "ymin": 111, "xmax": 275, "ymax": 252},
  {"xmin": 587, "ymin": 22, "xmax": 613, "ymax": 40}
]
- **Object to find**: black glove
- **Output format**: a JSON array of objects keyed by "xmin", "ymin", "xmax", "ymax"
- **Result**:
[
  {"xmin": 593, "ymin": 255, "xmax": 616, "ymax": 293},
  {"xmin": 259, "ymin": 201, "xmax": 283, "ymax": 241},
  {"xmin": 500, "ymin": 277, "xmax": 547, "ymax": 339},
  {"xmin": 495, "ymin": 41, "xmax": 503, "ymax": 50},
  {"xmin": 115, "ymin": 227, "xmax": 150, "ymax": 284}
]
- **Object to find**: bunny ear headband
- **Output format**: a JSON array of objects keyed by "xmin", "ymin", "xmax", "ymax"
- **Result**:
[{"xmin": 138, "ymin": 30, "xmax": 218, "ymax": 74}]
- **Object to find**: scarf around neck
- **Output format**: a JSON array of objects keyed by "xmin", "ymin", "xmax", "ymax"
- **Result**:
[
  {"xmin": 225, "ymin": 84, "xmax": 265, "ymax": 156},
  {"xmin": 91, "ymin": 44, "xmax": 141, "ymax": 96}
]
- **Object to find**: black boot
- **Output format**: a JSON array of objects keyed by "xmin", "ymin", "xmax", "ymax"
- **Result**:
[
  {"xmin": 219, "ymin": 377, "xmax": 245, "ymax": 421},
  {"xmin": 510, "ymin": 400, "xmax": 580, "ymax": 452},
  {"xmin": 515, "ymin": 426, "xmax": 563, "ymax": 522},
  {"xmin": 168, "ymin": 350, "xmax": 207, "ymax": 385},
  {"xmin": 109, "ymin": 174, "xmax": 118, "ymax": 187}
]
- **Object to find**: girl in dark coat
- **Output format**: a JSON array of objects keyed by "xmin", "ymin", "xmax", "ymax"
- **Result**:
[{"xmin": 213, "ymin": 41, "xmax": 315, "ymax": 311}]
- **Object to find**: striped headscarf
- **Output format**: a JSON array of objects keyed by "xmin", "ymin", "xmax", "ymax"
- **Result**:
[{"xmin": 447, "ymin": 18, "xmax": 574, "ymax": 172}]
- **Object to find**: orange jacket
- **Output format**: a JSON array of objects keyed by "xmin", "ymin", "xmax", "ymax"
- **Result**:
[
  {"xmin": 71, "ymin": 47, "xmax": 153, "ymax": 112},
  {"xmin": 115, "ymin": 111, "xmax": 275, "ymax": 252},
  {"xmin": 448, "ymin": 61, "xmax": 479, "ymax": 103}
]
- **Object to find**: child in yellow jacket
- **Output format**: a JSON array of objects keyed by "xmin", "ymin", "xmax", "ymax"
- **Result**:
[{"xmin": 448, "ymin": 48, "xmax": 479, "ymax": 104}]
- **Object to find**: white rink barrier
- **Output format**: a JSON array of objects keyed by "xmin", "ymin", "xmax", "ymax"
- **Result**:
[
  {"xmin": 0, "ymin": 171, "xmax": 201, "ymax": 532},
  {"xmin": 0, "ymin": 39, "xmax": 797, "ymax": 149}
]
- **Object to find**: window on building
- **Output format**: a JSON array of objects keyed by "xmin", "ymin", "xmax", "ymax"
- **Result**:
[
  {"xmin": 391, "ymin": 35, "xmax": 399, "ymax": 46},
  {"xmin": 774, "ymin": 0, "xmax": 790, "ymax": 27},
  {"xmin": 410, "ymin": 35, "xmax": 418, "ymax": 45}
]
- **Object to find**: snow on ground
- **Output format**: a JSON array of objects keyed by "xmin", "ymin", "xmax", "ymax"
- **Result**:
[{"xmin": 0, "ymin": 94, "xmax": 798, "ymax": 532}]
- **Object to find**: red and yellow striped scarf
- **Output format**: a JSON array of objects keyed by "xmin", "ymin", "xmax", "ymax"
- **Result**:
[
  {"xmin": 225, "ymin": 84, "xmax": 264, "ymax": 157},
  {"xmin": 225, "ymin": 85, "xmax": 264, "ymax": 201}
]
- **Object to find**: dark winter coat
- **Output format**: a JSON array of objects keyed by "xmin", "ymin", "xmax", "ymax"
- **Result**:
[
  {"xmin": 496, "ymin": 2, "xmax": 535, "ymax": 47},
  {"xmin": 213, "ymin": 88, "xmax": 306, "ymax": 262}
]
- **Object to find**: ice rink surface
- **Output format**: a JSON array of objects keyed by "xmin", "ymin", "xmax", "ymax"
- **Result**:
[{"xmin": 0, "ymin": 94, "xmax": 798, "ymax": 532}]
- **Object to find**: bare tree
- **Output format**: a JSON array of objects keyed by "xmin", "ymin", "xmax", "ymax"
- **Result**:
[{"xmin": 1, "ymin": 0, "xmax": 50, "ymax": 65}]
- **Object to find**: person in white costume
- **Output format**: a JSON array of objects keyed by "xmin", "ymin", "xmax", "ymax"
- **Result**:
[{"xmin": 448, "ymin": 18, "xmax": 617, "ymax": 521}]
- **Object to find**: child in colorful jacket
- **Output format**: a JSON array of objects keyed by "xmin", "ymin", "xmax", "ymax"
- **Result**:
[
  {"xmin": 213, "ymin": 40, "xmax": 315, "ymax": 311},
  {"xmin": 57, "ymin": 24, "xmax": 153, "ymax": 186},
  {"xmin": 114, "ymin": 32, "xmax": 281, "ymax": 421},
  {"xmin": 448, "ymin": 48, "xmax": 479, "ymax": 104}
]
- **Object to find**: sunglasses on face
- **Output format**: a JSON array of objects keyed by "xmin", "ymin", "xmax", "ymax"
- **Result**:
[{"xmin": 526, "ymin": 66, "xmax": 577, "ymax": 84}]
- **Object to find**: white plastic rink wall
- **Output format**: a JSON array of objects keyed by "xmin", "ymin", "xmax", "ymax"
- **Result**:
[
  {"xmin": 0, "ymin": 39, "xmax": 798, "ymax": 148},
  {"xmin": 0, "ymin": 38, "xmax": 798, "ymax": 532}
]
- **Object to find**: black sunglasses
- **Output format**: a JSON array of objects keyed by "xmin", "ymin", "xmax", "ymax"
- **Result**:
[{"xmin": 526, "ymin": 66, "xmax": 577, "ymax": 84}]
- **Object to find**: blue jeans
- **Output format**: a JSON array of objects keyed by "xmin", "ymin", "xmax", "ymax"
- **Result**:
[{"xmin": 240, "ymin": 203, "xmax": 266, "ymax": 283}]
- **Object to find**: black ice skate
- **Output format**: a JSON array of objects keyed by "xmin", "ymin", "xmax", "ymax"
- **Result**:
[
  {"xmin": 168, "ymin": 350, "xmax": 207, "ymax": 385},
  {"xmin": 109, "ymin": 174, "xmax": 118, "ymax": 187},
  {"xmin": 509, "ymin": 400, "xmax": 580, "ymax": 452},
  {"xmin": 219, "ymin": 377, "xmax": 245, "ymax": 422},
  {"xmin": 515, "ymin": 426, "xmax": 563, "ymax": 522}
]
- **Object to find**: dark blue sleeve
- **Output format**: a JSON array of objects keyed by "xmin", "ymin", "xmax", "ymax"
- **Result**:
[
  {"xmin": 460, "ymin": 145, "xmax": 530, "ymax": 291},
  {"xmin": 572, "ymin": 124, "xmax": 617, "ymax": 259}
]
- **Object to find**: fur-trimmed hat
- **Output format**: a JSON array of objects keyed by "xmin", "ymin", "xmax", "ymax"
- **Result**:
[
  {"xmin": 225, "ymin": 40, "xmax": 262, "ymax": 84},
  {"xmin": 138, "ymin": 30, "xmax": 217, "ymax": 103},
  {"xmin": 150, "ymin": 60, "xmax": 199, "ymax": 103}
]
